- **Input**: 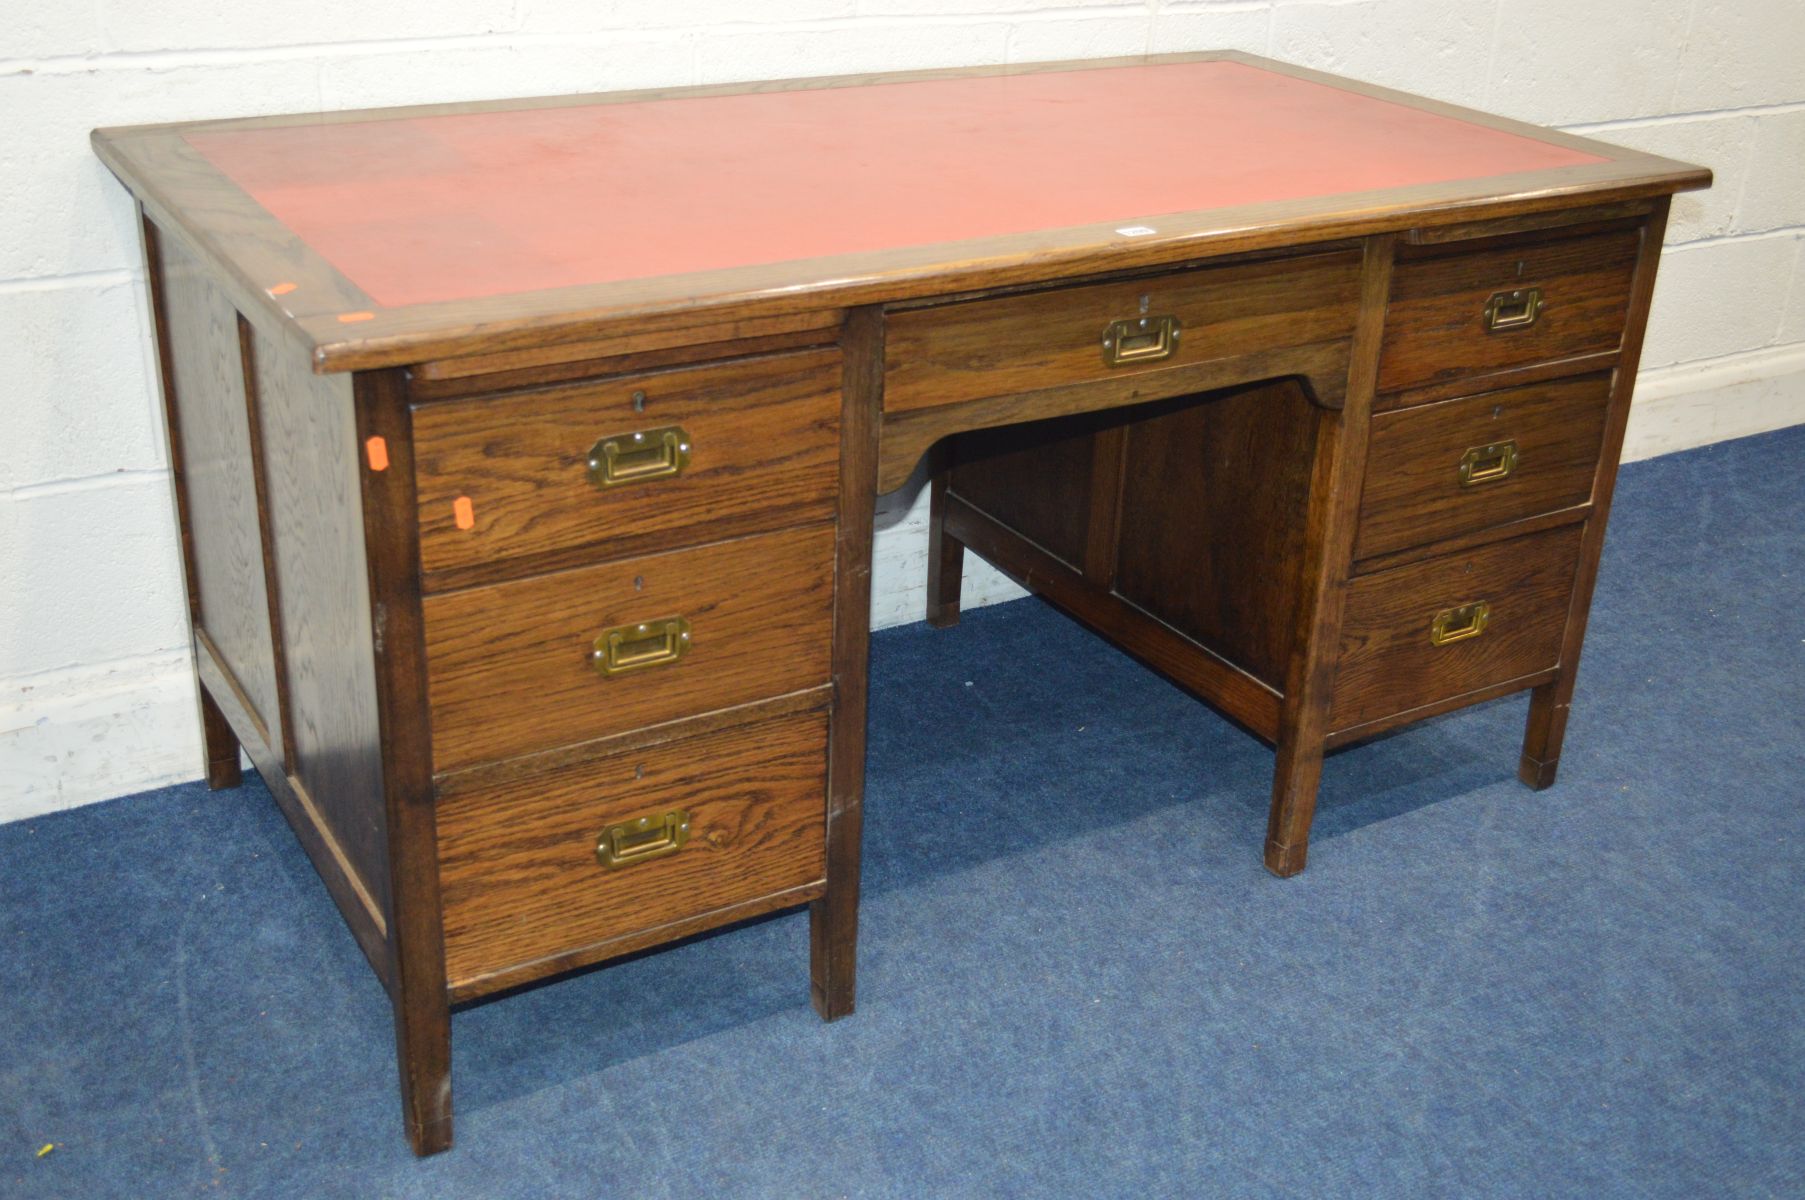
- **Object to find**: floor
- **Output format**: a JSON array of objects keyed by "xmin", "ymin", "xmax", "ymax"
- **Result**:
[{"xmin": 3, "ymin": 425, "xmax": 1802, "ymax": 1199}]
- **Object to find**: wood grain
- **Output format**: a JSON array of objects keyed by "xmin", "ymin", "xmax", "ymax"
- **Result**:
[
  {"xmin": 250, "ymin": 325, "xmax": 391, "ymax": 916},
  {"xmin": 412, "ymin": 350, "xmax": 841, "ymax": 576},
  {"xmin": 1261, "ymin": 235, "xmax": 1396, "ymax": 877},
  {"xmin": 1521, "ymin": 202, "xmax": 1673, "ymax": 788},
  {"xmin": 811, "ymin": 305, "xmax": 882, "ymax": 1021},
  {"xmin": 352, "ymin": 368, "xmax": 454, "ymax": 1156},
  {"xmin": 424, "ymin": 525, "xmax": 836, "ymax": 770},
  {"xmin": 1115, "ymin": 381, "xmax": 1322, "ymax": 689},
  {"xmin": 141, "ymin": 215, "xmax": 242, "ymax": 789},
  {"xmin": 155, "ymin": 229, "xmax": 286, "ymax": 752},
  {"xmin": 876, "ymin": 338, "xmax": 1352, "ymax": 493},
  {"xmin": 1354, "ymin": 373, "xmax": 1612, "ymax": 560},
  {"xmin": 438, "ymin": 706, "xmax": 828, "ymax": 991},
  {"xmin": 1331, "ymin": 524, "xmax": 1583, "ymax": 731},
  {"xmin": 947, "ymin": 411, "xmax": 1102, "ymax": 571},
  {"xmin": 885, "ymin": 250, "xmax": 1362, "ymax": 413},
  {"xmin": 1378, "ymin": 226, "xmax": 1640, "ymax": 395}
]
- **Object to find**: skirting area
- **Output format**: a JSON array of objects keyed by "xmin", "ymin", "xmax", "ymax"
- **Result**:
[{"xmin": 3, "ymin": 425, "xmax": 1801, "ymax": 1198}]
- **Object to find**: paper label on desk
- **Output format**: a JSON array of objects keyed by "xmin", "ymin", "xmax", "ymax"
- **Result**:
[{"xmin": 1115, "ymin": 226, "xmax": 1159, "ymax": 237}]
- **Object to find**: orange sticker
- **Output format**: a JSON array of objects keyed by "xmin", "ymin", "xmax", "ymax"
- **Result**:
[
  {"xmin": 267, "ymin": 281, "xmax": 298, "ymax": 296},
  {"xmin": 337, "ymin": 311, "xmax": 376, "ymax": 323},
  {"xmin": 364, "ymin": 436, "xmax": 389, "ymax": 472},
  {"xmin": 453, "ymin": 496, "xmax": 475, "ymax": 530}
]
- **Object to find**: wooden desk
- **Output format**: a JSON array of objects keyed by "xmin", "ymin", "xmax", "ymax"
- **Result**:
[{"xmin": 91, "ymin": 52, "xmax": 1708, "ymax": 1155}]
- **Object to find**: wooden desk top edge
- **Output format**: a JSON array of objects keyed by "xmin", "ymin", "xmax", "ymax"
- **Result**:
[{"xmin": 93, "ymin": 50, "xmax": 1710, "ymax": 376}]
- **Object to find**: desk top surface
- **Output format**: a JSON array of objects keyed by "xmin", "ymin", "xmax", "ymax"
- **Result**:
[{"xmin": 93, "ymin": 52, "xmax": 1707, "ymax": 371}]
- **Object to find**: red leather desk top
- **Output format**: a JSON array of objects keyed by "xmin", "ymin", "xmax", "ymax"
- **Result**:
[{"xmin": 186, "ymin": 60, "xmax": 1602, "ymax": 309}]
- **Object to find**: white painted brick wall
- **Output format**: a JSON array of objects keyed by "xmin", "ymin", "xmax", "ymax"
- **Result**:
[{"xmin": 3, "ymin": 0, "xmax": 1803, "ymax": 819}]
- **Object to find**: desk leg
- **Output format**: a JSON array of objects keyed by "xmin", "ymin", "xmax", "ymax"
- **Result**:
[
  {"xmin": 926, "ymin": 465, "xmax": 965, "ymax": 628},
  {"xmin": 1264, "ymin": 236, "xmax": 1394, "ymax": 878},
  {"xmin": 812, "ymin": 307, "xmax": 881, "ymax": 1020},
  {"xmin": 196, "ymin": 680, "xmax": 245, "ymax": 790},
  {"xmin": 1520, "ymin": 201, "xmax": 1670, "ymax": 795},
  {"xmin": 358, "ymin": 371, "xmax": 456, "ymax": 1154}
]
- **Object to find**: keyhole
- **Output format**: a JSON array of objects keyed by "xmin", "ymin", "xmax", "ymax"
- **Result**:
[
  {"xmin": 634, "ymin": 763, "xmax": 645, "ymax": 780},
  {"xmin": 1515, "ymin": 260, "xmax": 1526, "ymax": 278},
  {"xmin": 1492, "ymin": 405, "xmax": 1503, "ymax": 420},
  {"xmin": 1138, "ymin": 293, "xmax": 1151, "ymax": 315},
  {"xmin": 632, "ymin": 390, "xmax": 647, "ymax": 413},
  {"xmin": 634, "ymin": 575, "xmax": 644, "ymax": 591}
]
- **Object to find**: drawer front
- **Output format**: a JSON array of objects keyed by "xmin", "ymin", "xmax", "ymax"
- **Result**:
[
  {"xmin": 424, "ymin": 525, "xmax": 835, "ymax": 770},
  {"xmin": 437, "ymin": 707, "xmax": 828, "ymax": 990},
  {"xmin": 412, "ymin": 350, "xmax": 841, "ymax": 576},
  {"xmin": 1378, "ymin": 228, "xmax": 1640, "ymax": 396},
  {"xmin": 883, "ymin": 250, "xmax": 1363, "ymax": 413},
  {"xmin": 1355, "ymin": 374, "xmax": 1611, "ymax": 560},
  {"xmin": 1331, "ymin": 525, "xmax": 1583, "ymax": 731}
]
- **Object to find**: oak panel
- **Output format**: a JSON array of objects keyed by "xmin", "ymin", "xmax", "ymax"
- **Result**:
[
  {"xmin": 1355, "ymin": 373, "xmax": 1611, "ymax": 560},
  {"xmin": 884, "ymin": 249, "xmax": 1363, "ymax": 413},
  {"xmin": 156, "ymin": 232, "xmax": 286, "ymax": 750},
  {"xmin": 1378, "ymin": 227, "xmax": 1639, "ymax": 395},
  {"xmin": 437, "ymin": 706, "xmax": 828, "ymax": 992},
  {"xmin": 250, "ymin": 327, "xmax": 392, "ymax": 915},
  {"xmin": 424, "ymin": 525, "xmax": 835, "ymax": 770},
  {"xmin": 1331, "ymin": 524, "xmax": 1583, "ymax": 730},
  {"xmin": 947, "ymin": 412, "xmax": 1101, "ymax": 571},
  {"xmin": 412, "ymin": 350, "xmax": 841, "ymax": 576},
  {"xmin": 1115, "ymin": 381, "xmax": 1322, "ymax": 689}
]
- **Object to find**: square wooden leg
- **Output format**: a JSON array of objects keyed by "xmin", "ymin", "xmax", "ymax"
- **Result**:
[
  {"xmin": 926, "ymin": 468, "xmax": 965, "ymax": 628},
  {"xmin": 1518, "ymin": 679, "xmax": 1567, "ymax": 789},
  {"xmin": 1264, "ymin": 734, "xmax": 1325, "ymax": 877},
  {"xmin": 392, "ymin": 984, "xmax": 453, "ymax": 1156},
  {"xmin": 197, "ymin": 680, "xmax": 244, "ymax": 791}
]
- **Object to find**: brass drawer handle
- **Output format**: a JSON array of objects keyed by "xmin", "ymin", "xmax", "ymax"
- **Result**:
[
  {"xmin": 1430, "ymin": 601, "xmax": 1491, "ymax": 646},
  {"xmin": 1101, "ymin": 314, "xmax": 1180, "ymax": 366},
  {"xmin": 1482, "ymin": 287, "xmax": 1542, "ymax": 333},
  {"xmin": 591, "ymin": 616, "xmax": 691, "ymax": 676},
  {"xmin": 587, "ymin": 425, "xmax": 691, "ymax": 488},
  {"xmin": 596, "ymin": 810, "xmax": 691, "ymax": 870},
  {"xmin": 1458, "ymin": 440, "xmax": 1519, "ymax": 487}
]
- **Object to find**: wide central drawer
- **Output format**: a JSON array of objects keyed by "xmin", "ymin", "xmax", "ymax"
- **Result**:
[
  {"xmin": 423, "ymin": 525, "xmax": 835, "ymax": 770},
  {"xmin": 882, "ymin": 250, "xmax": 1363, "ymax": 413},
  {"xmin": 412, "ymin": 349, "xmax": 841, "ymax": 576}
]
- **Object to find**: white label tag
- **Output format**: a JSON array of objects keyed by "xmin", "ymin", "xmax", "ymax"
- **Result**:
[{"xmin": 1114, "ymin": 225, "xmax": 1158, "ymax": 237}]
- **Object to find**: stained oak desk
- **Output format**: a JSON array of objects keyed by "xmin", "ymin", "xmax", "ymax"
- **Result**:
[{"xmin": 91, "ymin": 52, "xmax": 1709, "ymax": 1154}]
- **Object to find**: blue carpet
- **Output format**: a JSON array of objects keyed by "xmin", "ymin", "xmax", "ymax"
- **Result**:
[{"xmin": 4, "ymin": 425, "xmax": 1802, "ymax": 1199}]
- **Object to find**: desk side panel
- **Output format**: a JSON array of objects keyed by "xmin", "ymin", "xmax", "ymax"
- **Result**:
[
  {"xmin": 151, "ymin": 228, "xmax": 286, "ymax": 756},
  {"xmin": 249, "ymin": 328, "xmax": 392, "ymax": 918}
]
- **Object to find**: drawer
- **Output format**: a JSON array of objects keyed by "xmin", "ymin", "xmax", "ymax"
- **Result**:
[
  {"xmin": 1331, "ymin": 525, "xmax": 1583, "ymax": 732},
  {"xmin": 1377, "ymin": 227, "xmax": 1640, "ymax": 396},
  {"xmin": 882, "ymin": 250, "xmax": 1363, "ymax": 413},
  {"xmin": 412, "ymin": 349, "xmax": 841, "ymax": 577},
  {"xmin": 1354, "ymin": 374, "xmax": 1611, "ymax": 560},
  {"xmin": 424, "ymin": 524, "xmax": 835, "ymax": 770},
  {"xmin": 437, "ymin": 705, "xmax": 828, "ymax": 992}
]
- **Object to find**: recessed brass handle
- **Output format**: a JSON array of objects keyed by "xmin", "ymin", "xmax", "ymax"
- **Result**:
[
  {"xmin": 596, "ymin": 810, "xmax": 691, "ymax": 870},
  {"xmin": 1430, "ymin": 601, "xmax": 1491, "ymax": 646},
  {"xmin": 1101, "ymin": 314, "xmax": 1181, "ymax": 367},
  {"xmin": 590, "ymin": 616, "xmax": 691, "ymax": 676},
  {"xmin": 1483, "ymin": 287, "xmax": 1542, "ymax": 333},
  {"xmin": 1459, "ymin": 440, "xmax": 1519, "ymax": 487},
  {"xmin": 587, "ymin": 425, "xmax": 691, "ymax": 489}
]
